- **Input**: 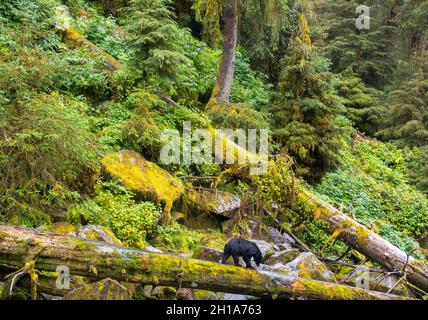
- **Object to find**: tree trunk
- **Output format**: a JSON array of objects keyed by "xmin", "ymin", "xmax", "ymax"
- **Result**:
[
  {"xmin": 0, "ymin": 225, "xmax": 408, "ymax": 300},
  {"xmin": 209, "ymin": 0, "xmax": 239, "ymax": 105},
  {"xmin": 304, "ymin": 190, "xmax": 428, "ymax": 293}
]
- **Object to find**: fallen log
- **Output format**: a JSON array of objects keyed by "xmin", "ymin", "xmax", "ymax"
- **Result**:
[
  {"xmin": 304, "ymin": 190, "xmax": 428, "ymax": 293},
  {"xmin": 62, "ymin": 28, "xmax": 123, "ymax": 72},
  {"xmin": 0, "ymin": 225, "xmax": 408, "ymax": 300}
]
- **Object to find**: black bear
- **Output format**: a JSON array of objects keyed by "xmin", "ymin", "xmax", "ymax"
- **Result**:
[{"xmin": 221, "ymin": 238, "xmax": 262, "ymax": 269}]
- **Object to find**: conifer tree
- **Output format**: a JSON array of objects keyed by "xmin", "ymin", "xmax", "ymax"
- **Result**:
[
  {"xmin": 378, "ymin": 56, "xmax": 428, "ymax": 147},
  {"xmin": 319, "ymin": 0, "xmax": 397, "ymax": 88},
  {"xmin": 124, "ymin": 0, "xmax": 193, "ymax": 87},
  {"xmin": 337, "ymin": 68, "xmax": 386, "ymax": 136},
  {"xmin": 269, "ymin": 15, "xmax": 343, "ymax": 181}
]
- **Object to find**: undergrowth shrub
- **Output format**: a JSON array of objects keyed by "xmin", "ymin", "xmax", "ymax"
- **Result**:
[
  {"xmin": 69, "ymin": 181, "xmax": 162, "ymax": 248},
  {"xmin": 0, "ymin": 92, "xmax": 103, "ymax": 226}
]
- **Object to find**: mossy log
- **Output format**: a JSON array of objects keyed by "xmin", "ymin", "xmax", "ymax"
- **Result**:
[
  {"xmin": 0, "ymin": 225, "xmax": 410, "ymax": 300},
  {"xmin": 304, "ymin": 191, "xmax": 428, "ymax": 293},
  {"xmin": 62, "ymin": 28, "xmax": 122, "ymax": 72}
]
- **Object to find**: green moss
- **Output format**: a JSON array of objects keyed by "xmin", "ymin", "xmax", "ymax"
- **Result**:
[
  {"xmin": 71, "ymin": 238, "xmax": 97, "ymax": 251},
  {"xmin": 44, "ymin": 222, "xmax": 76, "ymax": 235},
  {"xmin": 101, "ymin": 151, "xmax": 184, "ymax": 223},
  {"xmin": 355, "ymin": 225, "xmax": 371, "ymax": 244}
]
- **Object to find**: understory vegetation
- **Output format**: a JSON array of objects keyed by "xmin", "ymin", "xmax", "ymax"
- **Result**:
[{"xmin": 0, "ymin": 0, "xmax": 427, "ymax": 299}]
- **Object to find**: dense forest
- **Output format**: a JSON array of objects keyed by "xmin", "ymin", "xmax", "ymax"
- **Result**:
[{"xmin": 0, "ymin": 0, "xmax": 427, "ymax": 301}]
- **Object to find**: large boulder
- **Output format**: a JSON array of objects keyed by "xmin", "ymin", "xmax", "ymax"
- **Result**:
[
  {"xmin": 63, "ymin": 278, "xmax": 130, "ymax": 300},
  {"xmin": 192, "ymin": 246, "xmax": 223, "ymax": 263},
  {"xmin": 101, "ymin": 151, "xmax": 184, "ymax": 215},
  {"xmin": 185, "ymin": 188, "xmax": 241, "ymax": 218},
  {"xmin": 263, "ymin": 249, "xmax": 300, "ymax": 265},
  {"xmin": 77, "ymin": 225, "xmax": 122, "ymax": 246},
  {"xmin": 266, "ymin": 227, "xmax": 296, "ymax": 249},
  {"xmin": 280, "ymin": 252, "xmax": 336, "ymax": 282},
  {"xmin": 249, "ymin": 240, "xmax": 277, "ymax": 260}
]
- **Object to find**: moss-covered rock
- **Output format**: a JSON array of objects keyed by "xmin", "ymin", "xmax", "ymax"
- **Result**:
[
  {"xmin": 44, "ymin": 222, "xmax": 77, "ymax": 235},
  {"xmin": 192, "ymin": 246, "xmax": 223, "ymax": 263},
  {"xmin": 77, "ymin": 225, "xmax": 122, "ymax": 246},
  {"xmin": 281, "ymin": 252, "xmax": 337, "ymax": 282},
  {"xmin": 151, "ymin": 286, "xmax": 177, "ymax": 300},
  {"xmin": 63, "ymin": 278, "xmax": 130, "ymax": 300},
  {"xmin": 176, "ymin": 288, "xmax": 218, "ymax": 300},
  {"xmin": 184, "ymin": 213, "xmax": 223, "ymax": 231},
  {"xmin": 263, "ymin": 249, "xmax": 300, "ymax": 265},
  {"xmin": 184, "ymin": 188, "xmax": 241, "ymax": 218},
  {"xmin": 101, "ymin": 151, "xmax": 184, "ymax": 223},
  {"xmin": 193, "ymin": 289, "xmax": 218, "ymax": 300}
]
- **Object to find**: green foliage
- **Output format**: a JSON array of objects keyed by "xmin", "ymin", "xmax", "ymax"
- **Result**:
[
  {"xmin": 89, "ymin": 100, "xmax": 132, "ymax": 150},
  {"xmin": 406, "ymin": 146, "xmax": 428, "ymax": 196},
  {"xmin": 177, "ymin": 30, "xmax": 219, "ymax": 106},
  {"xmin": 337, "ymin": 68, "xmax": 386, "ymax": 136},
  {"xmin": 395, "ymin": 0, "xmax": 428, "ymax": 55},
  {"xmin": 0, "ymin": 0, "xmax": 57, "ymax": 27},
  {"xmin": 153, "ymin": 222, "xmax": 202, "ymax": 252},
  {"xmin": 0, "ymin": 92, "xmax": 103, "ymax": 226},
  {"xmin": 230, "ymin": 50, "xmax": 272, "ymax": 110},
  {"xmin": 207, "ymin": 103, "xmax": 269, "ymax": 131},
  {"xmin": 378, "ymin": 59, "xmax": 428, "ymax": 147},
  {"xmin": 269, "ymin": 15, "xmax": 344, "ymax": 181},
  {"xmin": 69, "ymin": 181, "xmax": 162, "ymax": 248},
  {"xmin": 72, "ymin": 4, "xmax": 130, "ymax": 62},
  {"xmin": 123, "ymin": 0, "xmax": 193, "ymax": 87},
  {"xmin": 121, "ymin": 92, "xmax": 162, "ymax": 160},
  {"xmin": 194, "ymin": 0, "xmax": 290, "ymax": 49},
  {"xmin": 319, "ymin": 0, "xmax": 397, "ymax": 88},
  {"xmin": 239, "ymin": 0, "xmax": 294, "ymax": 83},
  {"xmin": 315, "ymin": 140, "xmax": 428, "ymax": 253}
]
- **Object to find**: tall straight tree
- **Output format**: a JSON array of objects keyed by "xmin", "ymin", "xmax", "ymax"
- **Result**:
[{"xmin": 194, "ymin": 0, "xmax": 289, "ymax": 104}]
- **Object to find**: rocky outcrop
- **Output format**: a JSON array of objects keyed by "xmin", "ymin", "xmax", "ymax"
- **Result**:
[{"xmin": 258, "ymin": 252, "xmax": 336, "ymax": 282}]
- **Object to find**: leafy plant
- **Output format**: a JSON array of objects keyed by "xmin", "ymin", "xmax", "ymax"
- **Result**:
[{"xmin": 69, "ymin": 181, "xmax": 162, "ymax": 248}]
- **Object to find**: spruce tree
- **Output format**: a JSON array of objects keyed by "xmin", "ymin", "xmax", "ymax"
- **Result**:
[
  {"xmin": 337, "ymin": 68, "xmax": 386, "ymax": 136},
  {"xmin": 124, "ymin": 0, "xmax": 193, "ymax": 87},
  {"xmin": 319, "ymin": 0, "xmax": 397, "ymax": 88},
  {"xmin": 378, "ymin": 58, "xmax": 428, "ymax": 147},
  {"xmin": 269, "ymin": 14, "xmax": 343, "ymax": 181}
]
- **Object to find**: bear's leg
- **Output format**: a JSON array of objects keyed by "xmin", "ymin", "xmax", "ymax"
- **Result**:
[
  {"xmin": 243, "ymin": 256, "xmax": 254, "ymax": 269},
  {"xmin": 221, "ymin": 244, "xmax": 231, "ymax": 264},
  {"xmin": 232, "ymin": 255, "xmax": 240, "ymax": 266}
]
